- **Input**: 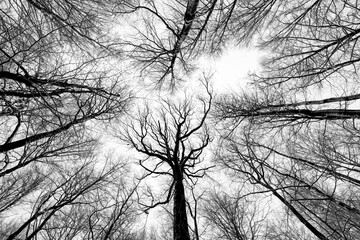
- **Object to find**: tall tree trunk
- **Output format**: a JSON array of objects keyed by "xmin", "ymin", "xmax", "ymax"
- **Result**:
[
  {"xmin": 173, "ymin": 173, "xmax": 190, "ymax": 240},
  {"xmin": 264, "ymin": 184, "xmax": 328, "ymax": 240}
]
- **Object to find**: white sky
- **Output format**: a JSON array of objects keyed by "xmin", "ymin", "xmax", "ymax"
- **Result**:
[{"xmin": 198, "ymin": 46, "xmax": 262, "ymax": 93}]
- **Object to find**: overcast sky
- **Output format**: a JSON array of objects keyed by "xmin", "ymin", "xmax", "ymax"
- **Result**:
[{"xmin": 199, "ymin": 46, "xmax": 262, "ymax": 93}]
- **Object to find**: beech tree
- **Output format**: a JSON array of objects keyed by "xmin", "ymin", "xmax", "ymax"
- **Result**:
[{"xmin": 118, "ymin": 81, "xmax": 213, "ymax": 240}]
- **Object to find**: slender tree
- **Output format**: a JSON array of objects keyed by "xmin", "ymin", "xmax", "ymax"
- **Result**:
[
  {"xmin": 203, "ymin": 191, "xmax": 269, "ymax": 240},
  {"xmin": 0, "ymin": 156, "xmax": 140, "ymax": 240}
]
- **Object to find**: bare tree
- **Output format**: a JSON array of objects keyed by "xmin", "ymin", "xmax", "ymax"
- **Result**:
[
  {"xmin": 213, "ymin": 0, "xmax": 360, "ymax": 125},
  {"xmin": 0, "ymin": 1, "xmax": 135, "ymax": 239},
  {"xmin": 203, "ymin": 190, "xmax": 269, "ymax": 240},
  {"xmin": 186, "ymin": 184, "xmax": 207, "ymax": 240},
  {"xmin": 40, "ymin": 166, "xmax": 140, "ymax": 240},
  {"xmin": 214, "ymin": 122, "xmax": 360, "ymax": 240},
  {"xmin": 118, "ymin": 0, "xmax": 265, "ymax": 89},
  {"xmin": 8, "ymin": 0, "xmax": 360, "ymax": 239},
  {"xmin": 1, "ymin": 0, "xmax": 131, "ymax": 175},
  {"xmin": 0, "ymin": 156, "xmax": 140, "ymax": 240},
  {"xmin": 212, "ymin": 1, "xmax": 360, "ymax": 239},
  {"xmin": 118, "ymin": 81, "xmax": 213, "ymax": 240}
]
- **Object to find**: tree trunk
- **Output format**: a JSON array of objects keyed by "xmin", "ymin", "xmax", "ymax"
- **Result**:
[
  {"xmin": 173, "ymin": 173, "xmax": 190, "ymax": 240},
  {"xmin": 264, "ymin": 184, "xmax": 328, "ymax": 240}
]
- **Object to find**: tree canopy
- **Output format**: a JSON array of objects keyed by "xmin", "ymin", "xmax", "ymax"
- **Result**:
[{"xmin": 2, "ymin": 0, "xmax": 360, "ymax": 240}]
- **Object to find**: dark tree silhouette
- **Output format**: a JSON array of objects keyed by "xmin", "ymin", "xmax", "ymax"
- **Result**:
[{"xmin": 119, "ymin": 81, "xmax": 213, "ymax": 240}]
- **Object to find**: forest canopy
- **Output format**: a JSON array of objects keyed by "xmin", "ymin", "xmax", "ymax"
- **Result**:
[{"xmin": 1, "ymin": 1, "xmax": 360, "ymax": 240}]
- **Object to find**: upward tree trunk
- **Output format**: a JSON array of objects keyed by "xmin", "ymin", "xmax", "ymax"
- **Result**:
[
  {"xmin": 173, "ymin": 173, "xmax": 190, "ymax": 240},
  {"xmin": 263, "ymin": 184, "xmax": 328, "ymax": 240}
]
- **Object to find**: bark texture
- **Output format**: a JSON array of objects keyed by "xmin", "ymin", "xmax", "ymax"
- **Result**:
[{"xmin": 173, "ymin": 176, "xmax": 190, "ymax": 240}]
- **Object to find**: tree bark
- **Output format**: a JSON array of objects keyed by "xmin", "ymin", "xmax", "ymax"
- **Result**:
[{"xmin": 173, "ymin": 171, "xmax": 190, "ymax": 240}]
